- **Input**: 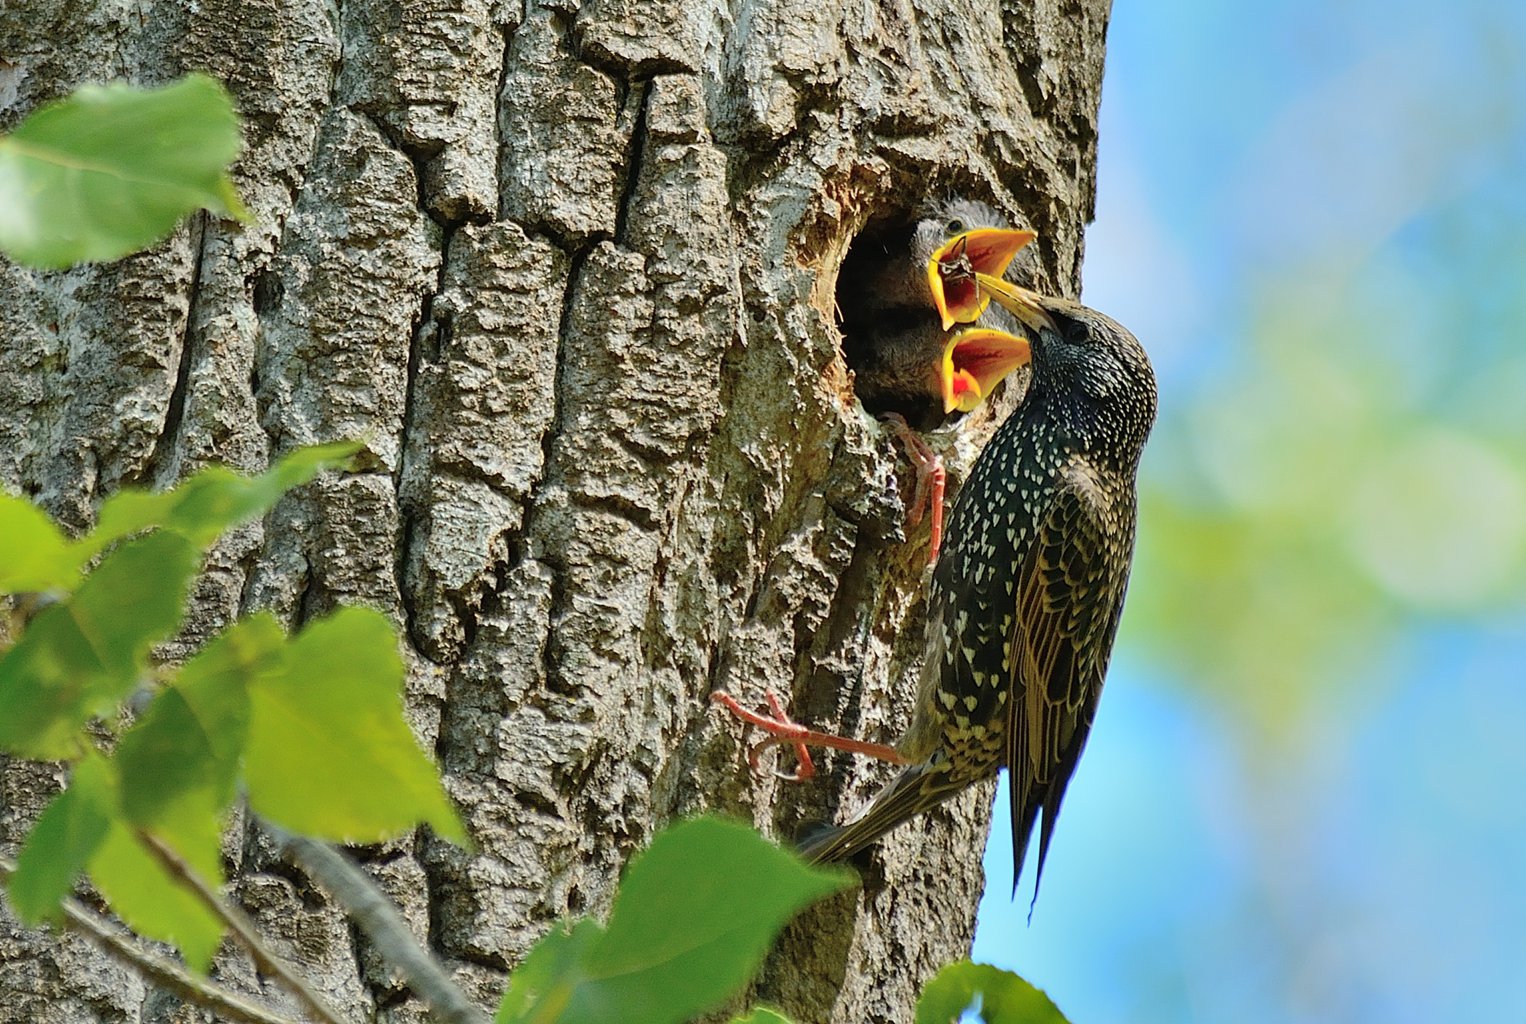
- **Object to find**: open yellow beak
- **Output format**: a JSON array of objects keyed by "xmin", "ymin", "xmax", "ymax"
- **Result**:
[
  {"xmin": 927, "ymin": 227, "xmax": 1038, "ymax": 330},
  {"xmin": 940, "ymin": 328, "xmax": 1033, "ymax": 414}
]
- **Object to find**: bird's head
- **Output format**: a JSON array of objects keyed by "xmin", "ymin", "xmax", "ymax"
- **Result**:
[
  {"xmin": 915, "ymin": 200, "xmax": 1037, "ymax": 331},
  {"xmin": 1013, "ymin": 295, "xmax": 1158, "ymax": 463},
  {"xmin": 921, "ymin": 229, "xmax": 1156, "ymax": 452}
]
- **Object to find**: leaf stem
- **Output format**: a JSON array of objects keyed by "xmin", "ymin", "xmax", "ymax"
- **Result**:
[
  {"xmin": 274, "ymin": 830, "xmax": 490, "ymax": 1024},
  {"xmin": 0, "ymin": 853, "xmax": 302, "ymax": 1024},
  {"xmin": 136, "ymin": 831, "xmax": 351, "ymax": 1024}
]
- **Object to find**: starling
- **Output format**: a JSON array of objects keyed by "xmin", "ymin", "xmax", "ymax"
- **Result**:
[{"xmin": 717, "ymin": 274, "xmax": 1157, "ymax": 902}]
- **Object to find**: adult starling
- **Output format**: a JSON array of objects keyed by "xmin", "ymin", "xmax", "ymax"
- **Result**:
[{"xmin": 718, "ymin": 276, "xmax": 1157, "ymax": 901}]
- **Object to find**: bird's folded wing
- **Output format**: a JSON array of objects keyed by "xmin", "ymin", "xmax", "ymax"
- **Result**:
[{"xmin": 1005, "ymin": 473, "xmax": 1130, "ymax": 889}]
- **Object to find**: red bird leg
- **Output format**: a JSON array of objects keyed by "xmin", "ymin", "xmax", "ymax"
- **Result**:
[
  {"xmin": 926, "ymin": 458, "xmax": 946, "ymax": 565},
  {"xmin": 882, "ymin": 414, "xmax": 946, "ymax": 565},
  {"xmin": 709, "ymin": 691, "xmax": 910, "ymax": 783},
  {"xmin": 761, "ymin": 692, "xmax": 815, "ymax": 782}
]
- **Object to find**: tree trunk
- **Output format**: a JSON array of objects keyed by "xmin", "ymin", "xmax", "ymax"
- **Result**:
[{"xmin": 0, "ymin": 0, "xmax": 1111, "ymax": 1020}]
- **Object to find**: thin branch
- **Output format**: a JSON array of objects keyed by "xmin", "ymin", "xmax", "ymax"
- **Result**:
[
  {"xmin": 0, "ymin": 855, "xmax": 300, "ymax": 1024},
  {"xmin": 275, "ymin": 831, "xmax": 490, "ymax": 1024},
  {"xmin": 136, "ymin": 831, "xmax": 351, "ymax": 1024}
]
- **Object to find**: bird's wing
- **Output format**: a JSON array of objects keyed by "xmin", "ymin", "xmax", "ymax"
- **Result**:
[{"xmin": 1005, "ymin": 466, "xmax": 1132, "ymax": 897}]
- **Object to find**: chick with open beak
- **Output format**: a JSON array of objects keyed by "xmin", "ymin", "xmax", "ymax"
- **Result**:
[{"xmin": 838, "ymin": 200, "xmax": 1037, "ymax": 564}]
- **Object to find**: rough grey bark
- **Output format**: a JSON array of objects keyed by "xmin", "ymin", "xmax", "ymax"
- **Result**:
[{"xmin": 0, "ymin": 0, "xmax": 1111, "ymax": 1020}]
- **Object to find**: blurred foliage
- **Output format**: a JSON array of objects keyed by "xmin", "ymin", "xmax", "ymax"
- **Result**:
[
  {"xmin": 1121, "ymin": 153, "xmax": 1526, "ymax": 740},
  {"xmin": 0, "ymin": 75, "xmax": 247, "ymax": 267},
  {"xmin": 496, "ymin": 817, "xmax": 849, "ymax": 1024},
  {"xmin": 916, "ymin": 960, "xmax": 1071, "ymax": 1024},
  {"xmin": 0, "ymin": 442, "xmax": 470, "ymax": 969}
]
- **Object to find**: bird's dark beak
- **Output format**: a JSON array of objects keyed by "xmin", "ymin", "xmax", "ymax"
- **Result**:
[
  {"xmin": 927, "ymin": 228, "xmax": 1037, "ymax": 330},
  {"xmin": 972, "ymin": 272, "xmax": 1059, "ymax": 334},
  {"xmin": 940, "ymin": 328, "xmax": 1032, "ymax": 414}
]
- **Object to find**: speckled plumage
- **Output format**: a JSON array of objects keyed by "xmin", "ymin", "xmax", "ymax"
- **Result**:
[{"xmin": 799, "ymin": 292, "xmax": 1158, "ymax": 899}]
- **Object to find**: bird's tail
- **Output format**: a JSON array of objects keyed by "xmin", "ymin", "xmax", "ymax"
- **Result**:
[{"xmin": 795, "ymin": 759, "xmax": 965, "ymax": 863}]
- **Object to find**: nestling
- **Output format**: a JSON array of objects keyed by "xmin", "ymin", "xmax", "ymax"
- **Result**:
[{"xmin": 836, "ymin": 200, "xmax": 1035, "ymax": 563}]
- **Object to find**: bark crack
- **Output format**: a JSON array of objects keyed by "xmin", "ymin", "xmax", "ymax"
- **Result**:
[
  {"xmin": 394, "ymin": 218, "xmax": 458, "ymax": 659},
  {"xmin": 491, "ymin": 18, "xmax": 520, "ymax": 205},
  {"xmin": 140, "ymin": 214, "xmax": 209, "ymax": 487},
  {"xmin": 612, "ymin": 78, "xmax": 652, "ymax": 246},
  {"xmin": 515, "ymin": 237, "xmax": 589, "ymax": 696}
]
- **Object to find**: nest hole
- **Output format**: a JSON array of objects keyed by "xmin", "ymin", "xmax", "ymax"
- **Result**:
[{"xmin": 834, "ymin": 207, "xmax": 951, "ymax": 432}]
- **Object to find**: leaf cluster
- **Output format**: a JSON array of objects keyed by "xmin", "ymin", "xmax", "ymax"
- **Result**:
[{"xmin": 0, "ymin": 443, "xmax": 462, "ymax": 969}]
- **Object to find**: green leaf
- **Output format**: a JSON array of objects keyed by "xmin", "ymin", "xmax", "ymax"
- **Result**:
[
  {"xmin": 0, "ymin": 75, "xmax": 248, "ymax": 268},
  {"xmin": 916, "ymin": 961, "xmax": 1070, "ymax": 1024},
  {"xmin": 88, "ymin": 812, "xmax": 225, "ymax": 972},
  {"xmin": 9, "ymin": 750, "xmax": 226, "ymax": 969},
  {"xmin": 244, "ymin": 606, "xmax": 464, "ymax": 843},
  {"xmin": 0, "ymin": 440, "xmax": 356, "ymax": 606},
  {"xmin": 99, "ymin": 621, "xmax": 289, "ymax": 972},
  {"xmin": 254, "ymin": 440, "xmax": 366, "ymax": 493},
  {"xmin": 115, "ymin": 615, "xmax": 282, "ymax": 827},
  {"xmin": 588, "ymin": 818, "xmax": 848, "ymax": 1008},
  {"xmin": 729, "ymin": 1008, "xmax": 797, "ymax": 1024},
  {"xmin": 0, "ymin": 531, "xmax": 199, "ymax": 758},
  {"xmin": 0, "ymin": 495, "xmax": 79, "ymax": 594},
  {"xmin": 92, "ymin": 440, "xmax": 362, "ymax": 551},
  {"xmin": 7, "ymin": 752, "xmax": 114, "ymax": 923},
  {"xmin": 495, "ymin": 918, "xmax": 603, "ymax": 1024},
  {"xmin": 498, "ymin": 817, "xmax": 851, "ymax": 1024}
]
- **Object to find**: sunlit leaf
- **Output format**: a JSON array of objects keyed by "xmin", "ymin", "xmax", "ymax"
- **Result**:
[
  {"xmin": 89, "ymin": 811, "xmax": 225, "ymax": 972},
  {"xmin": 498, "ymin": 817, "xmax": 851, "ymax": 1024},
  {"xmin": 0, "ymin": 495, "xmax": 79, "ymax": 594},
  {"xmin": 7, "ymin": 751, "xmax": 227, "ymax": 972},
  {"xmin": 495, "ymin": 918, "xmax": 602, "ymax": 1024},
  {"xmin": 0, "ymin": 531, "xmax": 199, "ymax": 758},
  {"xmin": 916, "ymin": 960, "xmax": 1069, "ymax": 1024},
  {"xmin": 115, "ymin": 615, "xmax": 283, "ymax": 827},
  {"xmin": 7, "ymin": 753, "xmax": 114, "ymax": 923},
  {"xmin": 0, "ymin": 75, "xmax": 248, "ymax": 268},
  {"xmin": 92, "ymin": 440, "xmax": 362, "ymax": 551},
  {"xmin": 243, "ymin": 606, "xmax": 464, "ymax": 843}
]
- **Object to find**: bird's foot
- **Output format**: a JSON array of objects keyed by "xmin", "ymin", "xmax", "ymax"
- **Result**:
[
  {"xmin": 710, "ymin": 691, "xmax": 815, "ymax": 781},
  {"xmin": 709, "ymin": 691, "xmax": 910, "ymax": 782},
  {"xmin": 881, "ymin": 414, "xmax": 945, "ymax": 566}
]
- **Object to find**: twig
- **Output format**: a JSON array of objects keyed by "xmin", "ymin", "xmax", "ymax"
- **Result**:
[
  {"xmin": 0, "ymin": 854, "xmax": 300, "ymax": 1024},
  {"xmin": 136, "ymin": 831, "xmax": 351, "ymax": 1024},
  {"xmin": 275, "ymin": 831, "xmax": 490, "ymax": 1024}
]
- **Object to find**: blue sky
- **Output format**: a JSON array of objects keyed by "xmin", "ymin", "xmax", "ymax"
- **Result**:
[{"xmin": 972, "ymin": 4, "xmax": 1526, "ymax": 1022}]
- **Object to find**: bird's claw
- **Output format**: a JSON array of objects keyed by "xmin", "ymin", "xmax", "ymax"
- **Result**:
[
  {"xmin": 881, "ymin": 414, "xmax": 946, "ymax": 566},
  {"xmin": 709, "ymin": 690, "xmax": 912, "ymax": 781},
  {"xmin": 752, "ymin": 736, "xmax": 814, "ymax": 783},
  {"xmin": 709, "ymin": 690, "xmax": 816, "ymax": 782}
]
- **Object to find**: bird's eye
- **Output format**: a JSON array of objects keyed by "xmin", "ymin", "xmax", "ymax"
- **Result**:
[{"xmin": 946, "ymin": 219, "xmax": 965, "ymax": 234}]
